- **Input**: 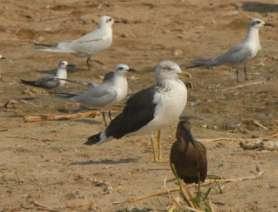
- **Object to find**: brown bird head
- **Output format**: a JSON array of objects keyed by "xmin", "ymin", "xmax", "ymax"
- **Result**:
[{"xmin": 176, "ymin": 116, "xmax": 195, "ymax": 145}]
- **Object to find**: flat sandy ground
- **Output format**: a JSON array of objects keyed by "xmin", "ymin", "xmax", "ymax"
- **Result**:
[{"xmin": 0, "ymin": 0, "xmax": 277, "ymax": 211}]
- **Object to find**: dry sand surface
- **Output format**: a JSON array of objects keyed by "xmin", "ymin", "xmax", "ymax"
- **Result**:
[{"xmin": 0, "ymin": 0, "xmax": 278, "ymax": 211}]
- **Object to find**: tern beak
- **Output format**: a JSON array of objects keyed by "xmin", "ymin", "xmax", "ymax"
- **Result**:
[{"xmin": 264, "ymin": 22, "xmax": 274, "ymax": 27}]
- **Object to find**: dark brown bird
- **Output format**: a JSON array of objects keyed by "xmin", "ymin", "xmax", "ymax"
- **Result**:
[{"xmin": 170, "ymin": 117, "xmax": 207, "ymax": 184}]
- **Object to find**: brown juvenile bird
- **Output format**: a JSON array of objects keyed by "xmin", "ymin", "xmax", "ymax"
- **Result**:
[{"xmin": 170, "ymin": 117, "xmax": 207, "ymax": 184}]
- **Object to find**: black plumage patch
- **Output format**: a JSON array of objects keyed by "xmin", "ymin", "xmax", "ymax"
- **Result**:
[
  {"xmin": 85, "ymin": 133, "xmax": 101, "ymax": 145},
  {"xmin": 105, "ymin": 86, "xmax": 157, "ymax": 139}
]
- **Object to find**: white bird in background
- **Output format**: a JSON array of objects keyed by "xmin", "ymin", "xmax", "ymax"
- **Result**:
[
  {"xmin": 58, "ymin": 64, "xmax": 134, "ymax": 126},
  {"xmin": 34, "ymin": 16, "xmax": 114, "ymax": 69},
  {"xmin": 21, "ymin": 61, "xmax": 68, "ymax": 89},
  {"xmin": 85, "ymin": 61, "xmax": 188, "ymax": 161},
  {"xmin": 187, "ymin": 18, "xmax": 273, "ymax": 81}
]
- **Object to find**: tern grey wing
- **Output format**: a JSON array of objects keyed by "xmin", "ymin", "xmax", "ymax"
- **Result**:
[
  {"xmin": 71, "ymin": 85, "xmax": 117, "ymax": 107},
  {"xmin": 188, "ymin": 44, "xmax": 252, "ymax": 68},
  {"xmin": 75, "ymin": 28, "xmax": 104, "ymax": 43},
  {"xmin": 214, "ymin": 43, "xmax": 252, "ymax": 65},
  {"xmin": 34, "ymin": 41, "xmax": 75, "ymax": 53},
  {"xmin": 21, "ymin": 76, "xmax": 60, "ymax": 89}
]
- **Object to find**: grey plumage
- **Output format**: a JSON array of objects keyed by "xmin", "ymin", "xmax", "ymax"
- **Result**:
[
  {"xmin": 188, "ymin": 44, "xmax": 252, "ymax": 68},
  {"xmin": 187, "ymin": 18, "xmax": 270, "ymax": 81},
  {"xmin": 21, "ymin": 61, "xmax": 68, "ymax": 89},
  {"xmin": 85, "ymin": 60, "xmax": 188, "ymax": 147},
  {"xmin": 34, "ymin": 16, "xmax": 114, "ymax": 67}
]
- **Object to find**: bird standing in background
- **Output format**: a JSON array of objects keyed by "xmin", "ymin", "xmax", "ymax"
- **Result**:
[
  {"xmin": 187, "ymin": 18, "xmax": 273, "ymax": 81},
  {"xmin": 34, "ymin": 16, "xmax": 114, "ymax": 69},
  {"xmin": 58, "ymin": 64, "xmax": 133, "ymax": 126},
  {"xmin": 21, "ymin": 61, "xmax": 68, "ymax": 89},
  {"xmin": 170, "ymin": 116, "xmax": 207, "ymax": 185},
  {"xmin": 85, "ymin": 60, "xmax": 189, "ymax": 161}
]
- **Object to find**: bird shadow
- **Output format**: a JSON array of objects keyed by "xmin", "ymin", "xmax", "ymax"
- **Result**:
[
  {"xmin": 36, "ymin": 64, "xmax": 78, "ymax": 74},
  {"xmin": 73, "ymin": 119, "xmax": 101, "ymax": 125},
  {"xmin": 70, "ymin": 157, "xmax": 139, "ymax": 165},
  {"xmin": 242, "ymin": 2, "xmax": 278, "ymax": 13}
]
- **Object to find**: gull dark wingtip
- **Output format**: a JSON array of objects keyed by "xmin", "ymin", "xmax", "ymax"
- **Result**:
[{"xmin": 84, "ymin": 133, "xmax": 101, "ymax": 145}]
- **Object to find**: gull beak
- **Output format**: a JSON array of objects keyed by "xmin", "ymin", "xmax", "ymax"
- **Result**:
[
  {"xmin": 264, "ymin": 22, "xmax": 274, "ymax": 27},
  {"xmin": 114, "ymin": 19, "xmax": 122, "ymax": 24},
  {"xmin": 66, "ymin": 64, "xmax": 77, "ymax": 72},
  {"xmin": 128, "ymin": 68, "xmax": 137, "ymax": 73},
  {"xmin": 183, "ymin": 71, "xmax": 192, "ymax": 79}
]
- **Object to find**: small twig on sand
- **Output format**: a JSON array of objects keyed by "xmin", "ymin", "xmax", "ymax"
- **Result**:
[
  {"xmin": 113, "ymin": 171, "xmax": 264, "ymax": 205},
  {"xmin": 250, "ymin": 119, "xmax": 268, "ymax": 130},
  {"xmin": 206, "ymin": 171, "xmax": 264, "ymax": 184},
  {"xmin": 31, "ymin": 200, "xmax": 59, "ymax": 212},
  {"xmin": 199, "ymin": 137, "xmax": 272, "ymax": 143},
  {"xmin": 23, "ymin": 111, "xmax": 99, "ymax": 122},
  {"xmin": 222, "ymin": 80, "xmax": 265, "ymax": 92},
  {"xmin": 199, "ymin": 137, "xmax": 238, "ymax": 142}
]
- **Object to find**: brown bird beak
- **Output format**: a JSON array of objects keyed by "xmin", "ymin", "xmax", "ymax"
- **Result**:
[{"xmin": 265, "ymin": 22, "xmax": 274, "ymax": 27}]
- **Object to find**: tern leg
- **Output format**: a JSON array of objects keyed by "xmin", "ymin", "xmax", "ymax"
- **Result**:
[
  {"xmin": 157, "ymin": 130, "xmax": 161, "ymax": 161},
  {"xmin": 86, "ymin": 56, "xmax": 92, "ymax": 70},
  {"xmin": 108, "ymin": 110, "xmax": 113, "ymax": 121},
  {"xmin": 235, "ymin": 69, "xmax": 239, "ymax": 82},
  {"xmin": 150, "ymin": 134, "xmax": 157, "ymax": 161},
  {"xmin": 243, "ymin": 63, "xmax": 248, "ymax": 81},
  {"xmin": 101, "ymin": 112, "xmax": 108, "ymax": 127}
]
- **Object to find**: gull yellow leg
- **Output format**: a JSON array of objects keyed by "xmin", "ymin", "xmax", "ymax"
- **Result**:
[
  {"xmin": 150, "ymin": 134, "xmax": 157, "ymax": 161},
  {"xmin": 157, "ymin": 130, "xmax": 161, "ymax": 161},
  {"xmin": 101, "ymin": 112, "xmax": 108, "ymax": 127}
]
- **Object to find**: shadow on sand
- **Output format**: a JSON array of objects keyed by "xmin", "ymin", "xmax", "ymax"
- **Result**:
[
  {"xmin": 70, "ymin": 157, "xmax": 139, "ymax": 165},
  {"xmin": 242, "ymin": 2, "xmax": 278, "ymax": 13}
]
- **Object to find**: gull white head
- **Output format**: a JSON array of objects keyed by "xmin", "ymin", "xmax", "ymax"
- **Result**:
[
  {"xmin": 98, "ymin": 16, "xmax": 114, "ymax": 28},
  {"xmin": 249, "ymin": 18, "xmax": 265, "ymax": 29},
  {"xmin": 114, "ymin": 64, "xmax": 131, "ymax": 75},
  {"xmin": 155, "ymin": 60, "xmax": 182, "ymax": 81},
  {"xmin": 58, "ymin": 60, "xmax": 68, "ymax": 69},
  {"xmin": 56, "ymin": 61, "xmax": 68, "ymax": 84}
]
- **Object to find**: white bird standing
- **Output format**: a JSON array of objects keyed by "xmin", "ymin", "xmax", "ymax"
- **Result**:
[
  {"xmin": 59, "ymin": 64, "xmax": 133, "ymax": 126},
  {"xmin": 34, "ymin": 16, "xmax": 114, "ymax": 68},
  {"xmin": 21, "ymin": 61, "xmax": 68, "ymax": 89},
  {"xmin": 187, "ymin": 18, "xmax": 273, "ymax": 81},
  {"xmin": 85, "ymin": 61, "xmax": 188, "ymax": 161}
]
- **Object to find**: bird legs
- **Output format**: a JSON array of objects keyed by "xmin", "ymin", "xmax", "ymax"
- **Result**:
[
  {"xmin": 101, "ymin": 112, "xmax": 108, "ymax": 127},
  {"xmin": 151, "ymin": 130, "xmax": 161, "ymax": 162},
  {"xmin": 235, "ymin": 63, "xmax": 248, "ymax": 82},
  {"xmin": 86, "ymin": 56, "xmax": 104, "ymax": 70},
  {"xmin": 86, "ymin": 57, "xmax": 91, "ymax": 69},
  {"xmin": 243, "ymin": 63, "xmax": 248, "ymax": 81},
  {"xmin": 101, "ymin": 110, "xmax": 113, "ymax": 127}
]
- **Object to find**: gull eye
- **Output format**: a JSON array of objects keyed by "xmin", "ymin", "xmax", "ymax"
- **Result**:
[
  {"xmin": 118, "ymin": 67, "xmax": 124, "ymax": 70},
  {"xmin": 165, "ymin": 66, "xmax": 173, "ymax": 71}
]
